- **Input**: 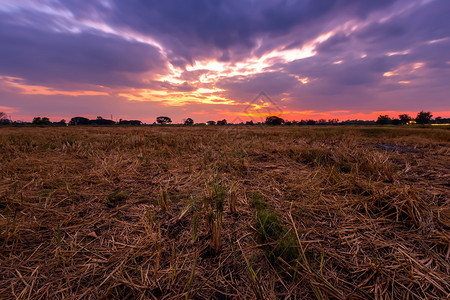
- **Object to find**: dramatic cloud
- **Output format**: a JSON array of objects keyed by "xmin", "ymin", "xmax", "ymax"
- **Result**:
[
  {"xmin": 0, "ymin": 0, "xmax": 448, "ymax": 122},
  {"xmin": 0, "ymin": 14, "xmax": 167, "ymax": 89}
]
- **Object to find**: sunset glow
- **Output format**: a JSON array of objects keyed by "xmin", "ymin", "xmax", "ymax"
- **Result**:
[
  {"xmin": 0, "ymin": 0, "xmax": 449, "ymax": 123},
  {"xmin": 1, "ymin": 76, "xmax": 108, "ymax": 97}
]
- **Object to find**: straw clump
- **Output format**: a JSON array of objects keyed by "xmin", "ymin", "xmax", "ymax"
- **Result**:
[{"xmin": 0, "ymin": 125, "xmax": 449, "ymax": 299}]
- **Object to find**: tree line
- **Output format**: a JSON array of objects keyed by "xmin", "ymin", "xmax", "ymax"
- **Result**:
[
  {"xmin": 0, "ymin": 111, "xmax": 448, "ymax": 126},
  {"xmin": 375, "ymin": 111, "xmax": 441, "ymax": 125}
]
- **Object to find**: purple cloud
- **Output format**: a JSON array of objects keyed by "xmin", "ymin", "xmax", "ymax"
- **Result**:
[{"xmin": 0, "ymin": 0, "xmax": 449, "ymax": 121}]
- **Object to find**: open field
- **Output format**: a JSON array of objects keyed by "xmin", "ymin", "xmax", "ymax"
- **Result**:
[{"xmin": 0, "ymin": 126, "xmax": 449, "ymax": 299}]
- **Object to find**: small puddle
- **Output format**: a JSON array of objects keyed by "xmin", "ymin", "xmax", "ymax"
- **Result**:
[{"xmin": 375, "ymin": 143, "xmax": 421, "ymax": 153}]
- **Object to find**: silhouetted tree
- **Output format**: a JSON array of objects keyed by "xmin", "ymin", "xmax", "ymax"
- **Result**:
[
  {"xmin": 69, "ymin": 117, "xmax": 90, "ymax": 125},
  {"xmin": 32, "ymin": 117, "xmax": 41, "ymax": 125},
  {"xmin": 0, "ymin": 112, "xmax": 10, "ymax": 125},
  {"xmin": 341, "ymin": 119, "xmax": 376, "ymax": 125},
  {"xmin": 206, "ymin": 120, "xmax": 216, "ymax": 125},
  {"xmin": 306, "ymin": 120, "xmax": 316, "ymax": 125},
  {"xmin": 184, "ymin": 118, "xmax": 194, "ymax": 125},
  {"xmin": 376, "ymin": 115, "xmax": 391, "ymax": 125},
  {"xmin": 90, "ymin": 116, "xmax": 115, "ymax": 125},
  {"xmin": 265, "ymin": 116, "xmax": 284, "ymax": 125},
  {"xmin": 217, "ymin": 119, "xmax": 227, "ymax": 125},
  {"xmin": 416, "ymin": 111, "xmax": 433, "ymax": 124},
  {"xmin": 157, "ymin": 116, "xmax": 172, "ymax": 125},
  {"xmin": 434, "ymin": 117, "xmax": 442, "ymax": 124},
  {"xmin": 433, "ymin": 117, "xmax": 450, "ymax": 124},
  {"xmin": 119, "ymin": 119, "xmax": 142, "ymax": 125},
  {"xmin": 392, "ymin": 119, "xmax": 402, "ymax": 125},
  {"xmin": 56, "ymin": 119, "xmax": 66, "ymax": 125},
  {"xmin": 32, "ymin": 117, "xmax": 51, "ymax": 125},
  {"xmin": 246, "ymin": 120, "xmax": 254, "ymax": 125},
  {"xmin": 399, "ymin": 114, "xmax": 411, "ymax": 125}
]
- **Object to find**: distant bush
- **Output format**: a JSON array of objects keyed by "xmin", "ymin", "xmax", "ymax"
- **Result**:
[
  {"xmin": 184, "ymin": 118, "xmax": 194, "ymax": 125},
  {"xmin": 90, "ymin": 116, "xmax": 115, "ymax": 125},
  {"xmin": 69, "ymin": 117, "xmax": 90, "ymax": 125},
  {"xmin": 376, "ymin": 115, "xmax": 391, "ymax": 125},
  {"xmin": 434, "ymin": 117, "xmax": 450, "ymax": 124},
  {"xmin": 399, "ymin": 114, "xmax": 411, "ymax": 124},
  {"xmin": 119, "ymin": 119, "xmax": 142, "ymax": 125},
  {"xmin": 0, "ymin": 112, "xmax": 10, "ymax": 125},
  {"xmin": 157, "ymin": 116, "xmax": 172, "ymax": 125},
  {"xmin": 32, "ymin": 117, "xmax": 51, "ymax": 125},
  {"xmin": 416, "ymin": 111, "xmax": 433, "ymax": 124},
  {"xmin": 265, "ymin": 116, "xmax": 284, "ymax": 125}
]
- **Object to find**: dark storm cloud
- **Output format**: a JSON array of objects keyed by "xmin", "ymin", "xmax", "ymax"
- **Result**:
[
  {"xmin": 315, "ymin": 32, "xmax": 351, "ymax": 54},
  {"xmin": 269, "ymin": 0, "xmax": 450, "ymax": 109},
  {"xmin": 412, "ymin": 40, "xmax": 450, "ymax": 70},
  {"xmin": 0, "ymin": 0, "xmax": 400, "ymax": 89},
  {"xmin": 354, "ymin": 0, "xmax": 450, "ymax": 54},
  {"xmin": 0, "ymin": 12, "xmax": 167, "ymax": 89},
  {"xmin": 286, "ymin": 54, "xmax": 395, "ymax": 87},
  {"xmin": 108, "ymin": 0, "xmax": 397, "ymax": 64},
  {"xmin": 315, "ymin": 0, "xmax": 450, "ymax": 61}
]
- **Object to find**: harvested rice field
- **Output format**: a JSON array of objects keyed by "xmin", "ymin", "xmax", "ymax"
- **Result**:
[{"xmin": 0, "ymin": 126, "xmax": 449, "ymax": 299}]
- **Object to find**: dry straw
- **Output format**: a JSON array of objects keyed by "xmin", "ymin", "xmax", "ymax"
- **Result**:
[{"xmin": 0, "ymin": 126, "xmax": 449, "ymax": 299}]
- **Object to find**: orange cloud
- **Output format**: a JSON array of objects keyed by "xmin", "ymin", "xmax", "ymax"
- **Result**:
[
  {"xmin": 0, "ymin": 76, "xmax": 109, "ymax": 96},
  {"xmin": 382, "ymin": 62, "xmax": 425, "ymax": 81},
  {"xmin": 0, "ymin": 105, "xmax": 18, "ymax": 114},
  {"xmin": 119, "ymin": 86, "xmax": 237, "ymax": 106}
]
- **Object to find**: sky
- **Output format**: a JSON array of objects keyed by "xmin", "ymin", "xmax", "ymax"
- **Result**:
[{"xmin": 0, "ymin": 0, "xmax": 449, "ymax": 123}]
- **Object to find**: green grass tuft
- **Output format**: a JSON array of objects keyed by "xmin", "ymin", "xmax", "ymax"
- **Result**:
[
  {"xmin": 106, "ymin": 191, "xmax": 129, "ymax": 207},
  {"xmin": 250, "ymin": 192, "xmax": 268, "ymax": 211}
]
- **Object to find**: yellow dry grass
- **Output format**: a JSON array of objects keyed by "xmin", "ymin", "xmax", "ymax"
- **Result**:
[{"xmin": 0, "ymin": 125, "xmax": 449, "ymax": 299}]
